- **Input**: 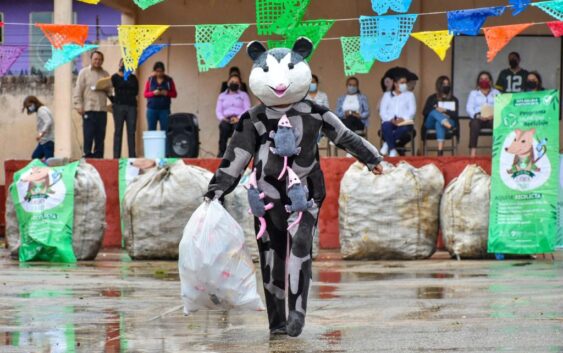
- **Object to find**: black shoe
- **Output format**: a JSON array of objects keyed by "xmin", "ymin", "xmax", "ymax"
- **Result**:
[
  {"xmin": 286, "ymin": 311, "xmax": 305, "ymax": 337},
  {"xmin": 270, "ymin": 323, "xmax": 287, "ymax": 335}
]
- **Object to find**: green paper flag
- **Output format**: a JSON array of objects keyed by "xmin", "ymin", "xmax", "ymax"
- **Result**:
[
  {"xmin": 267, "ymin": 19, "xmax": 334, "ymax": 60},
  {"xmin": 256, "ymin": 0, "xmax": 311, "ymax": 36},
  {"xmin": 340, "ymin": 36, "xmax": 376, "ymax": 76},
  {"xmin": 10, "ymin": 160, "xmax": 80, "ymax": 262},
  {"xmin": 488, "ymin": 90, "xmax": 560, "ymax": 254},
  {"xmin": 195, "ymin": 24, "xmax": 249, "ymax": 72}
]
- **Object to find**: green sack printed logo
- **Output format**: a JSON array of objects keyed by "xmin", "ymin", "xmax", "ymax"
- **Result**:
[
  {"xmin": 489, "ymin": 90, "xmax": 560, "ymax": 255},
  {"xmin": 10, "ymin": 160, "xmax": 80, "ymax": 263}
]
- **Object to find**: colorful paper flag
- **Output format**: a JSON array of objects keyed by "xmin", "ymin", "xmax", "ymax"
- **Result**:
[
  {"xmin": 35, "ymin": 24, "xmax": 89, "ymax": 49},
  {"xmin": 124, "ymin": 44, "xmax": 169, "ymax": 80},
  {"xmin": 194, "ymin": 24, "xmax": 249, "ymax": 72},
  {"xmin": 44, "ymin": 44, "xmax": 98, "ymax": 71},
  {"xmin": 133, "ymin": 0, "xmax": 166, "ymax": 10},
  {"xmin": 532, "ymin": 0, "xmax": 563, "ymax": 21},
  {"xmin": 483, "ymin": 23, "xmax": 533, "ymax": 62},
  {"xmin": 118, "ymin": 25, "xmax": 169, "ymax": 75},
  {"xmin": 410, "ymin": 30, "xmax": 454, "ymax": 61},
  {"xmin": 340, "ymin": 36, "xmax": 375, "ymax": 76},
  {"xmin": 371, "ymin": 0, "xmax": 413, "ymax": 15},
  {"xmin": 0, "ymin": 46, "xmax": 26, "ymax": 76},
  {"xmin": 267, "ymin": 20, "xmax": 334, "ymax": 61},
  {"xmin": 509, "ymin": 0, "xmax": 532, "ymax": 16},
  {"xmin": 256, "ymin": 0, "xmax": 311, "ymax": 36},
  {"xmin": 447, "ymin": 7, "xmax": 506, "ymax": 35},
  {"xmin": 77, "ymin": 0, "xmax": 101, "ymax": 4},
  {"xmin": 547, "ymin": 21, "xmax": 563, "ymax": 36},
  {"xmin": 359, "ymin": 14, "xmax": 418, "ymax": 62}
]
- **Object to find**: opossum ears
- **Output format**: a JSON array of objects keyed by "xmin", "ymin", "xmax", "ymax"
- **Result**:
[
  {"xmin": 247, "ymin": 41, "xmax": 267, "ymax": 62},
  {"xmin": 292, "ymin": 37, "xmax": 313, "ymax": 60}
]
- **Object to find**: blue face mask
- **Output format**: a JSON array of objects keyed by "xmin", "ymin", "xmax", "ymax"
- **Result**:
[
  {"xmin": 309, "ymin": 83, "xmax": 318, "ymax": 93},
  {"xmin": 347, "ymin": 86, "xmax": 358, "ymax": 95}
]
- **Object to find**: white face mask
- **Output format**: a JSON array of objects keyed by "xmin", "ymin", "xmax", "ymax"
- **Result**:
[
  {"xmin": 27, "ymin": 104, "xmax": 37, "ymax": 114},
  {"xmin": 399, "ymin": 83, "xmax": 408, "ymax": 93}
]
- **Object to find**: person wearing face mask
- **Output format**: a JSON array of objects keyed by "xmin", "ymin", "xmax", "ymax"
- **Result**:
[
  {"xmin": 467, "ymin": 71, "xmax": 500, "ymax": 157},
  {"xmin": 220, "ymin": 66, "xmax": 248, "ymax": 93},
  {"xmin": 422, "ymin": 76, "xmax": 459, "ymax": 156},
  {"xmin": 336, "ymin": 77, "xmax": 370, "ymax": 132},
  {"xmin": 22, "ymin": 96, "xmax": 55, "ymax": 160},
  {"xmin": 144, "ymin": 61, "xmax": 178, "ymax": 132},
  {"xmin": 306, "ymin": 75, "xmax": 329, "ymax": 108},
  {"xmin": 110, "ymin": 58, "xmax": 139, "ymax": 158},
  {"xmin": 215, "ymin": 74, "xmax": 251, "ymax": 157},
  {"xmin": 379, "ymin": 73, "xmax": 416, "ymax": 157},
  {"xmin": 524, "ymin": 71, "xmax": 544, "ymax": 92},
  {"xmin": 495, "ymin": 52, "xmax": 529, "ymax": 93}
]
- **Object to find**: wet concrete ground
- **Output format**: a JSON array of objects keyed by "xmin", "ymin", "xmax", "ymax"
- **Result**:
[{"xmin": 0, "ymin": 249, "xmax": 562, "ymax": 353}]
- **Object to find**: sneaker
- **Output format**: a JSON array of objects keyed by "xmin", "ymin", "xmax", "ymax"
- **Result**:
[
  {"xmin": 389, "ymin": 149, "xmax": 398, "ymax": 157},
  {"xmin": 380, "ymin": 142, "xmax": 389, "ymax": 155}
]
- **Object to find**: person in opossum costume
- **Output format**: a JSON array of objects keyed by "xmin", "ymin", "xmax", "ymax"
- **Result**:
[{"xmin": 205, "ymin": 37, "xmax": 383, "ymax": 337}]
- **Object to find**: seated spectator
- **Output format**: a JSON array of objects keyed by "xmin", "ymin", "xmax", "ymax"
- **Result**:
[
  {"xmin": 306, "ymin": 74, "xmax": 329, "ymax": 108},
  {"xmin": 422, "ymin": 76, "xmax": 459, "ymax": 156},
  {"xmin": 22, "ymin": 96, "xmax": 54, "ymax": 160},
  {"xmin": 215, "ymin": 74, "xmax": 251, "ymax": 158},
  {"xmin": 495, "ymin": 52, "xmax": 528, "ymax": 93},
  {"xmin": 336, "ymin": 77, "xmax": 370, "ymax": 132},
  {"xmin": 467, "ymin": 71, "xmax": 500, "ymax": 157},
  {"xmin": 144, "ymin": 61, "xmax": 177, "ymax": 131},
  {"xmin": 524, "ymin": 71, "xmax": 544, "ymax": 92},
  {"xmin": 406, "ymin": 71, "xmax": 419, "ymax": 92},
  {"xmin": 379, "ymin": 72, "xmax": 416, "ymax": 157},
  {"xmin": 220, "ymin": 66, "xmax": 248, "ymax": 93}
]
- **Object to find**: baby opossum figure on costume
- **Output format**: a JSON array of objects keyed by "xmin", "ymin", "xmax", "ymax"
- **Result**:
[{"xmin": 205, "ymin": 37, "xmax": 383, "ymax": 337}]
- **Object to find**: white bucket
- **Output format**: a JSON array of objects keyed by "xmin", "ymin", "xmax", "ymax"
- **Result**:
[{"xmin": 143, "ymin": 130, "xmax": 166, "ymax": 158}]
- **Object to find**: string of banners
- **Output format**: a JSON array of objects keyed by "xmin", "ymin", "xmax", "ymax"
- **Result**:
[{"xmin": 0, "ymin": 0, "xmax": 562, "ymax": 76}]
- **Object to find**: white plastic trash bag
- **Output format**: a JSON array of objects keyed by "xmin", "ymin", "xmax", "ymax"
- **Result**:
[
  {"xmin": 179, "ymin": 200, "xmax": 265, "ymax": 315},
  {"xmin": 441, "ymin": 165, "xmax": 491, "ymax": 259}
]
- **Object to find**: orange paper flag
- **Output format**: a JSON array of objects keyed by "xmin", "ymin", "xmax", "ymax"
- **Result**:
[
  {"xmin": 35, "ymin": 24, "xmax": 89, "ymax": 49},
  {"xmin": 483, "ymin": 23, "xmax": 533, "ymax": 62}
]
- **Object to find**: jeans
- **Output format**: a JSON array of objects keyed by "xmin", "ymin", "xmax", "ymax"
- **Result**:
[
  {"xmin": 83, "ymin": 111, "xmax": 107, "ymax": 158},
  {"xmin": 381, "ymin": 121, "xmax": 413, "ymax": 149},
  {"xmin": 147, "ymin": 108, "xmax": 170, "ymax": 131},
  {"xmin": 31, "ymin": 141, "xmax": 54, "ymax": 160},
  {"xmin": 218, "ymin": 120, "xmax": 236, "ymax": 158},
  {"xmin": 469, "ymin": 118, "xmax": 493, "ymax": 148},
  {"xmin": 424, "ymin": 110, "xmax": 456, "ymax": 142},
  {"xmin": 113, "ymin": 104, "xmax": 137, "ymax": 158}
]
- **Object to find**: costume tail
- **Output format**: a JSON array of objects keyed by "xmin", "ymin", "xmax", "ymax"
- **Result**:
[
  {"xmin": 256, "ymin": 217, "xmax": 267, "ymax": 240},
  {"xmin": 287, "ymin": 212, "xmax": 303, "ymax": 231},
  {"xmin": 277, "ymin": 157, "xmax": 288, "ymax": 180}
]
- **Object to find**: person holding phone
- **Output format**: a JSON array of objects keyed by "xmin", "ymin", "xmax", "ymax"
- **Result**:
[
  {"xmin": 144, "ymin": 61, "xmax": 177, "ymax": 131},
  {"xmin": 336, "ymin": 77, "xmax": 370, "ymax": 133}
]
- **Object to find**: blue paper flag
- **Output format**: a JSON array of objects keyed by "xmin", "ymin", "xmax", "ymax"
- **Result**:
[
  {"xmin": 447, "ymin": 7, "xmax": 506, "ymax": 35},
  {"xmin": 371, "ymin": 0, "xmax": 413, "ymax": 15},
  {"xmin": 124, "ymin": 44, "xmax": 168, "ymax": 80},
  {"xmin": 359, "ymin": 15, "xmax": 418, "ymax": 62},
  {"xmin": 44, "ymin": 44, "xmax": 99, "ymax": 71},
  {"xmin": 217, "ymin": 42, "xmax": 243, "ymax": 68},
  {"xmin": 509, "ymin": 0, "xmax": 531, "ymax": 16}
]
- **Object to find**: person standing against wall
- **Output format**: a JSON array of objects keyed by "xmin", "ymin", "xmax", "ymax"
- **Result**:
[
  {"xmin": 22, "ymin": 96, "xmax": 54, "ymax": 160},
  {"xmin": 496, "ymin": 52, "xmax": 528, "ymax": 93},
  {"xmin": 144, "ymin": 61, "xmax": 177, "ymax": 132},
  {"xmin": 111, "ymin": 59, "xmax": 138, "ymax": 158},
  {"xmin": 73, "ymin": 51, "xmax": 111, "ymax": 158},
  {"xmin": 215, "ymin": 74, "xmax": 251, "ymax": 158}
]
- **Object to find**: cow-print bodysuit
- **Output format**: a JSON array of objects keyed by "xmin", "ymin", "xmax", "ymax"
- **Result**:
[{"xmin": 205, "ymin": 99, "xmax": 382, "ymax": 332}]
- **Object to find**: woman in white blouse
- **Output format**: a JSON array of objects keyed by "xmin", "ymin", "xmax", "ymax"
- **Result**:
[
  {"xmin": 466, "ymin": 71, "xmax": 500, "ymax": 157},
  {"xmin": 379, "ymin": 72, "xmax": 416, "ymax": 157},
  {"xmin": 306, "ymin": 74, "xmax": 330, "ymax": 108},
  {"xmin": 336, "ymin": 77, "xmax": 371, "ymax": 132}
]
